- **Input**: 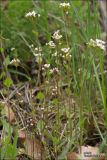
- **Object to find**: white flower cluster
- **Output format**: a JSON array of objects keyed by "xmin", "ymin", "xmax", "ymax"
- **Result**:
[
  {"xmin": 96, "ymin": 39, "xmax": 106, "ymax": 51},
  {"xmin": 59, "ymin": 2, "xmax": 70, "ymax": 14},
  {"xmin": 10, "ymin": 58, "xmax": 20, "ymax": 66},
  {"xmin": 46, "ymin": 41, "xmax": 56, "ymax": 48},
  {"xmin": 46, "ymin": 30, "xmax": 62, "ymax": 49},
  {"xmin": 42, "ymin": 64, "xmax": 50, "ymax": 71},
  {"xmin": 87, "ymin": 39, "xmax": 106, "ymax": 51},
  {"xmin": 52, "ymin": 48, "xmax": 71, "ymax": 60},
  {"xmin": 25, "ymin": 11, "xmax": 40, "ymax": 18},
  {"xmin": 59, "ymin": 2, "xmax": 70, "ymax": 8},
  {"xmin": 61, "ymin": 47, "xmax": 71, "ymax": 59},
  {"xmin": 52, "ymin": 30, "xmax": 62, "ymax": 40}
]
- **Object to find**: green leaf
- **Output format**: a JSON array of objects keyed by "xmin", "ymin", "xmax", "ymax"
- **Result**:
[
  {"xmin": 3, "ymin": 77, "xmax": 13, "ymax": 87},
  {"xmin": 36, "ymin": 92, "xmax": 45, "ymax": 100},
  {"xmin": 52, "ymin": 137, "xmax": 59, "ymax": 145}
]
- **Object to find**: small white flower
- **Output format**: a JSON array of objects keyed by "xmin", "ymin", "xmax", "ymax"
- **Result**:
[
  {"xmin": 11, "ymin": 48, "xmax": 15, "ymax": 51},
  {"xmin": 34, "ymin": 47, "xmax": 42, "ymax": 52},
  {"xmin": 10, "ymin": 58, "xmax": 20, "ymax": 65},
  {"xmin": 44, "ymin": 64, "xmax": 50, "ymax": 69},
  {"xmin": 59, "ymin": 2, "xmax": 70, "ymax": 8},
  {"xmin": 34, "ymin": 48, "xmax": 38, "ymax": 51},
  {"xmin": 46, "ymin": 41, "xmax": 56, "ymax": 48},
  {"xmin": 38, "ymin": 14, "xmax": 40, "ymax": 17},
  {"xmin": 61, "ymin": 47, "xmax": 70, "ymax": 53},
  {"xmin": 30, "ymin": 123, "xmax": 34, "ymax": 126},
  {"xmin": 29, "ymin": 44, "xmax": 34, "ymax": 48},
  {"xmin": 52, "ymin": 30, "xmax": 62, "ymax": 40},
  {"xmin": 25, "ymin": 11, "xmax": 40, "ymax": 18},
  {"xmin": 78, "ymin": 68, "xmax": 82, "ymax": 74}
]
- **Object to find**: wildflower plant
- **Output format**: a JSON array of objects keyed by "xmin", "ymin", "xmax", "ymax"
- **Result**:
[{"xmin": 1, "ymin": 1, "xmax": 107, "ymax": 159}]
